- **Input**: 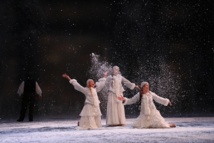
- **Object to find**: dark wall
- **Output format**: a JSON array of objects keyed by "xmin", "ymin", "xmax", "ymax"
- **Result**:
[{"xmin": 0, "ymin": 0, "xmax": 213, "ymax": 120}]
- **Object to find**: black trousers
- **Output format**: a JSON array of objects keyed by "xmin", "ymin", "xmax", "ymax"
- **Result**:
[{"xmin": 18, "ymin": 94, "xmax": 35, "ymax": 121}]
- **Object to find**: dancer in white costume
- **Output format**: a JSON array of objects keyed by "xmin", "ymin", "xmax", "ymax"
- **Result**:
[
  {"xmin": 105, "ymin": 66, "xmax": 137, "ymax": 126},
  {"xmin": 119, "ymin": 82, "xmax": 176, "ymax": 128},
  {"xmin": 62, "ymin": 72, "xmax": 108, "ymax": 129}
]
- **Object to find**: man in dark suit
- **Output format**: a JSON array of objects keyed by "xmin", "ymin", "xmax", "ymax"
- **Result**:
[{"xmin": 17, "ymin": 78, "xmax": 42, "ymax": 122}]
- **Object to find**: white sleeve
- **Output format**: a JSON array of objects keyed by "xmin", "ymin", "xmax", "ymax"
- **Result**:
[
  {"xmin": 122, "ymin": 77, "xmax": 135, "ymax": 90},
  {"xmin": 17, "ymin": 81, "xmax": 24, "ymax": 96},
  {"xmin": 35, "ymin": 82, "xmax": 42, "ymax": 96},
  {"xmin": 124, "ymin": 93, "xmax": 140, "ymax": 105},
  {"xmin": 105, "ymin": 76, "xmax": 112, "ymax": 89},
  {"xmin": 95, "ymin": 77, "xmax": 106, "ymax": 92},
  {"xmin": 69, "ymin": 79, "xmax": 86, "ymax": 94},
  {"xmin": 151, "ymin": 92, "xmax": 169, "ymax": 106}
]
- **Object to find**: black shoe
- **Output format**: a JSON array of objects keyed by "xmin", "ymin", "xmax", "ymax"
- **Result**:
[
  {"xmin": 29, "ymin": 119, "xmax": 33, "ymax": 122},
  {"xmin": 17, "ymin": 119, "xmax": 23, "ymax": 122}
]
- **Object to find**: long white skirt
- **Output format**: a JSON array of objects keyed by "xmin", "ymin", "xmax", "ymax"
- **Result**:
[
  {"xmin": 79, "ymin": 103, "xmax": 102, "ymax": 129},
  {"xmin": 133, "ymin": 109, "xmax": 170, "ymax": 128},
  {"xmin": 106, "ymin": 92, "xmax": 126, "ymax": 125}
]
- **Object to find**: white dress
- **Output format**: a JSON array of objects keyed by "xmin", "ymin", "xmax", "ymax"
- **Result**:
[
  {"xmin": 105, "ymin": 74, "xmax": 135, "ymax": 125},
  {"xmin": 69, "ymin": 78, "xmax": 106, "ymax": 129},
  {"xmin": 124, "ymin": 91, "xmax": 170, "ymax": 128}
]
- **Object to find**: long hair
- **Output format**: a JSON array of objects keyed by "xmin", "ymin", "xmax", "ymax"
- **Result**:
[
  {"xmin": 139, "ymin": 82, "xmax": 149, "ymax": 103},
  {"xmin": 86, "ymin": 79, "xmax": 94, "ymax": 95}
]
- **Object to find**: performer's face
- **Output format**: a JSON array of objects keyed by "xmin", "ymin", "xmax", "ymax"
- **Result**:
[
  {"xmin": 113, "ymin": 67, "xmax": 120, "ymax": 75},
  {"xmin": 142, "ymin": 84, "xmax": 149, "ymax": 94},
  {"xmin": 88, "ymin": 80, "xmax": 95, "ymax": 88}
]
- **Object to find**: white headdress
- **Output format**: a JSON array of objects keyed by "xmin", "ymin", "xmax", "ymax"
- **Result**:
[
  {"xmin": 86, "ymin": 79, "xmax": 93, "ymax": 86},
  {"xmin": 113, "ymin": 66, "xmax": 119, "ymax": 70},
  {"xmin": 140, "ymin": 81, "xmax": 149, "ymax": 88},
  {"xmin": 112, "ymin": 65, "xmax": 120, "ymax": 75}
]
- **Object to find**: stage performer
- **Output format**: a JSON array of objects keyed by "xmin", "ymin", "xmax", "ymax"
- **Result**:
[
  {"xmin": 119, "ymin": 81, "xmax": 176, "ymax": 128},
  {"xmin": 62, "ymin": 72, "xmax": 108, "ymax": 129}
]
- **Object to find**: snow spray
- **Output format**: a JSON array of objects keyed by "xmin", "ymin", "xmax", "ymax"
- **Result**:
[
  {"xmin": 89, "ymin": 53, "xmax": 112, "ymax": 115},
  {"xmin": 89, "ymin": 53, "xmax": 181, "ymax": 116}
]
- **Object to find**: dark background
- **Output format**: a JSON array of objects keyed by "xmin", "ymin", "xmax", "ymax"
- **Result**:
[{"xmin": 0, "ymin": 0, "xmax": 213, "ymax": 120}]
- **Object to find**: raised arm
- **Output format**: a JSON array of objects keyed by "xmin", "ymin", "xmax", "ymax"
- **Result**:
[
  {"xmin": 151, "ymin": 92, "xmax": 170, "ymax": 106},
  {"xmin": 123, "ymin": 93, "xmax": 141, "ymax": 105},
  {"xmin": 95, "ymin": 71, "xmax": 108, "ymax": 92},
  {"xmin": 62, "ymin": 73, "xmax": 71, "ymax": 81},
  {"xmin": 62, "ymin": 73, "xmax": 86, "ymax": 94},
  {"xmin": 122, "ymin": 76, "xmax": 136, "ymax": 90}
]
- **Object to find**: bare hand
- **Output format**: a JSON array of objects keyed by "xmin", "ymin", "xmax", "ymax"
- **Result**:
[
  {"xmin": 135, "ymin": 85, "xmax": 141, "ymax": 91},
  {"xmin": 62, "ymin": 73, "xmax": 68, "ymax": 78},
  {"xmin": 168, "ymin": 101, "xmax": 172, "ymax": 106},
  {"xmin": 62, "ymin": 73, "xmax": 71, "ymax": 80},
  {"xmin": 118, "ymin": 96, "xmax": 125, "ymax": 101}
]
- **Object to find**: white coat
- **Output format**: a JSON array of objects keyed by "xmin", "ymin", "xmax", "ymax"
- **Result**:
[
  {"xmin": 105, "ymin": 74, "xmax": 135, "ymax": 125},
  {"xmin": 69, "ymin": 77, "xmax": 106, "ymax": 129},
  {"xmin": 124, "ymin": 91, "xmax": 170, "ymax": 128}
]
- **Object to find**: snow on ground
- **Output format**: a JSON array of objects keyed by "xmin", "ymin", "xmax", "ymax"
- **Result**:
[{"xmin": 0, "ymin": 117, "xmax": 214, "ymax": 143}]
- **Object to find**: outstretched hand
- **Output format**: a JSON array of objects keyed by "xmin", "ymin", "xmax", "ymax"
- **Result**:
[
  {"xmin": 62, "ymin": 73, "xmax": 71, "ymax": 81},
  {"xmin": 168, "ymin": 101, "xmax": 172, "ymax": 106}
]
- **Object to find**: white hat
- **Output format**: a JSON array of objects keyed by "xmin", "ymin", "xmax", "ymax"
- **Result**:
[
  {"xmin": 113, "ymin": 66, "xmax": 119, "ymax": 70},
  {"xmin": 86, "ymin": 79, "xmax": 93, "ymax": 86},
  {"xmin": 140, "ymin": 82, "xmax": 149, "ymax": 88}
]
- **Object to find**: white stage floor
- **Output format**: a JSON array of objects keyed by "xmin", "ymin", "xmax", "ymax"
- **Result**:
[{"xmin": 0, "ymin": 117, "xmax": 214, "ymax": 143}]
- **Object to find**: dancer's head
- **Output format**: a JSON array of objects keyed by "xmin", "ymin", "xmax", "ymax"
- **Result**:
[
  {"xmin": 86, "ymin": 79, "xmax": 95, "ymax": 88},
  {"xmin": 113, "ymin": 66, "xmax": 120, "ymax": 75},
  {"xmin": 140, "ymin": 82, "xmax": 149, "ymax": 94}
]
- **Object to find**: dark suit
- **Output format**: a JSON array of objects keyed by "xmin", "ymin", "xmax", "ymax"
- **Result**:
[{"xmin": 17, "ymin": 80, "xmax": 42, "ymax": 122}]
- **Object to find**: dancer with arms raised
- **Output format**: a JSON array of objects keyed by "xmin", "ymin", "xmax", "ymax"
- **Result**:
[
  {"xmin": 105, "ymin": 66, "xmax": 138, "ymax": 126},
  {"xmin": 119, "ymin": 81, "xmax": 176, "ymax": 128},
  {"xmin": 62, "ymin": 71, "xmax": 108, "ymax": 129}
]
